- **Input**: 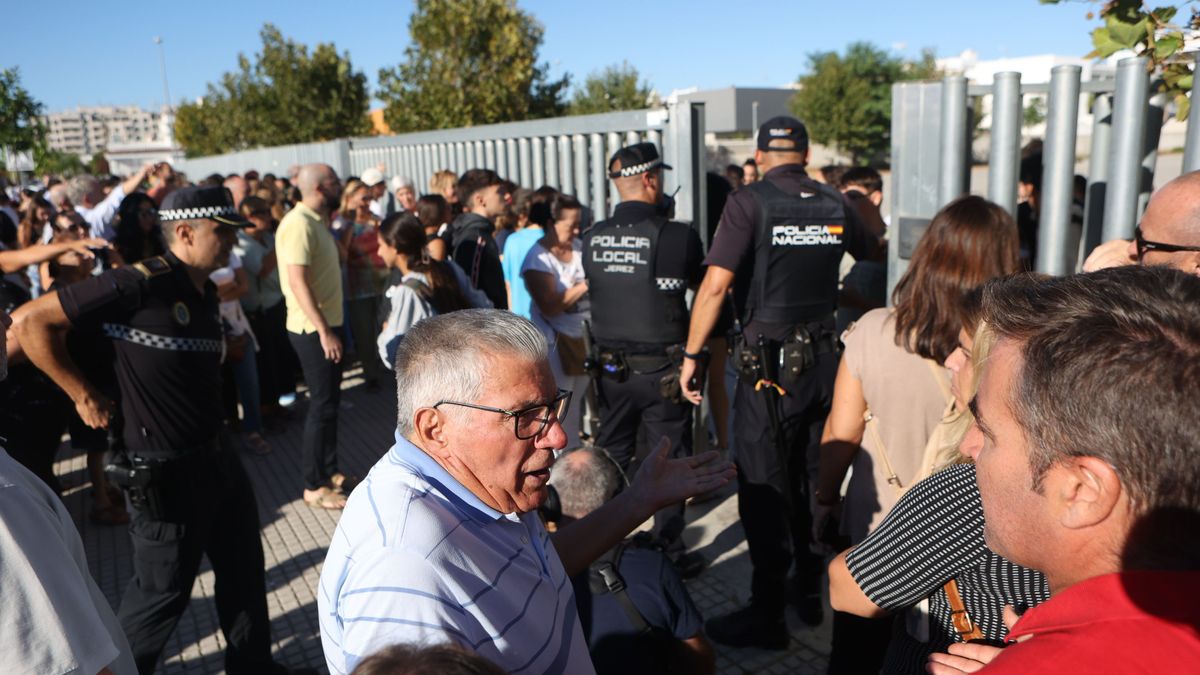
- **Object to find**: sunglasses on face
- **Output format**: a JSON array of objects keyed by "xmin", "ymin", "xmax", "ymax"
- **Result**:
[{"xmin": 1135, "ymin": 226, "xmax": 1200, "ymax": 259}]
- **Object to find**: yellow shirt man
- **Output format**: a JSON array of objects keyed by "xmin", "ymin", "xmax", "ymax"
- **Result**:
[{"xmin": 277, "ymin": 202, "xmax": 343, "ymax": 333}]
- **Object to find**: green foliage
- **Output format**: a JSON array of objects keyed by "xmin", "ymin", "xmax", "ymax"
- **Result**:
[
  {"xmin": 1023, "ymin": 98, "xmax": 1047, "ymax": 127},
  {"xmin": 1040, "ymin": 0, "xmax": 1197, "ymax": 120},
  {"xmin": 568, "ymin": 61, "xmax": 654, "ymax": 115},
  {"xmin": 0, "ymin": 67, "xmax": 46, "ymax": 154},
  {"xmin": 377, "ymin": 0, "xmax": 570, "ymax": 133},
  {"xmin": 34, "ymin": 147, "xmax": 86, "ymax": 177},
  {"xmin": 174, "ymin": 24, "xmax": 371, "ymax": 157},
  {"xmin": 790, "ymin": 43, "xmax": 940, "ymax": 164}
]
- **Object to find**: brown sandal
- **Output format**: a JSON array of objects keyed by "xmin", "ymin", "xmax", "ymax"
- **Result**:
[
  {"xmin": 331, "ymin": 472, "xmax": 360, "ymax": 495},
  {"xmin": 304, "ymin": 486, "xmax": 347, "ymax": 510}
]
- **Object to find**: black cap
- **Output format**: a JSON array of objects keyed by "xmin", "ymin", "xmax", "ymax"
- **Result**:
[
  {"xmin": 608, "ymin": 142, "xmax": 672, "ymax": 179},
  {"xmin": 159, "ymin": 186, "xmax": 250, "ymax": 227},
  {"xmin": 757, "ymin": 116, "xmax": 809, "ymax": 153}
]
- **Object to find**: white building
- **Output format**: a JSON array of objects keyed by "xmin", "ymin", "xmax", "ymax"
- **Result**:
[
  {"xmin": 43, "ymin": 105, "xmax": 164, "ymax": 159},
  {"xmin": 104, "ymin": 107, "xmax": 184, "ymax": 176}
]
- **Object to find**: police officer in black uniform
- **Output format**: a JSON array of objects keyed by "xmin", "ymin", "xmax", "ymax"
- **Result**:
[
  {"xmin": 582, "ymin": 142, "xmax": 705, "ymax": 572},
  {"xmin": 679, "ymin": 117, "xmax": 877, "ymax": 648},
  {"xmin": 15, "ymin": 186, "xmax": 293, "ymax": 674}
]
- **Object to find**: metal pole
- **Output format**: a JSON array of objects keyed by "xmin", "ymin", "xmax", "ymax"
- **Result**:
[
  {"xmin": 590, "ymin": 133, "xmax": 607, "ymax": 217},
  {"xmin": 573, "ymin": 134, "xmax": 589, "ymax": 206},
  {"xmin": 752, "ymin": 100, "xmax": 759, "ymax": 133},
  {"xmin": 938, "ymin": 76, "xmax": 969, "ymax": 206},
  {"xmin": 545, "ymin": 136, "xmax": 560, "ymax": 190},
  {"xmin": 988, "ymin": 72, "xmax": 1022, "ymax": 216},
  {"xmin": 558, "ymin": 136, "xmax": 572, "ymax": 196},
  {"xmin": 1036, "ymin": 65, "xmax": 1082, "ymax": 275},
  {"xmin": 1103, "ymin": 57, "xmax": 1149, "ymax": 242},
  {"xmin": 531, "ymin": 136, "xmax": 545, "ymax": 187},
  {"xmin": 518, "ymin": 138, "xmax": 532, "ymax": 188},
  {"xmin": 1138, "ymin": 90, "xmax": 1166, "ymax": 217},
  {"xmin": 1183, "ymin": 52, "xmax": 1200, "ymax": 172},
  {"xmin": 1081, "ymin": 93, "xmax": 1113, "ymax": 266}
]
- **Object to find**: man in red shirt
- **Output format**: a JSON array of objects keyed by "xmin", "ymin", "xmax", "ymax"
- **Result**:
[{"xmin": 928, "ymin": 265, "xmax": 1200, "ymax": 674}]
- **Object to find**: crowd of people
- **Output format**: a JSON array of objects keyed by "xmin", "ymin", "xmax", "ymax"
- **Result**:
[{"xmin": 0, "ymin": 111, "xmax": 1196, "ymax": 675}]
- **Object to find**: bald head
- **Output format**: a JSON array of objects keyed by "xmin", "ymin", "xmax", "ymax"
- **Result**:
[
  {"xmin": 1143, "ymin": 171, "xmax": 1200, "ymax": 242},
  {"xmin": 296, "ymin": 164, "xmax": 340, "ymax": 215},
  {"xmin": 223, "ymin": 175, "xmax": 247, "ymax": 209}
]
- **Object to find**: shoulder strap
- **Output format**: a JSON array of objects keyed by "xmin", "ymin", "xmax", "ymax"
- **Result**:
[
  {"xmin": 594, "ymin": 542, "xmax": 653, "ymax": 635},
  {"xmin": 401, "ymin": 276, "xmax": 432, "ymax": 298},
  {"xmin": 131, "ymin": 255, "xmax": 172, "ymax": 280},
  {"xmin": 943, "ymin": 578, "xmax": 985, "ymax": 642}
]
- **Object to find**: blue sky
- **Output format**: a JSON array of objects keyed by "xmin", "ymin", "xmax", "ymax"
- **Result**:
[{"xmin": 4, "ymin": 0, "xmax": 1098, "ymax": 112}]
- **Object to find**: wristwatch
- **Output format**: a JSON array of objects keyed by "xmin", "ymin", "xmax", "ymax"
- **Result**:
[{"xmin": 682, "ymin": 347, "xmax": 708, "ymax": 361}]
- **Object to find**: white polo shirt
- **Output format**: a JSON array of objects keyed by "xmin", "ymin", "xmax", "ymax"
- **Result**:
[{"xmin": 318, "ymin": 431, "xmax": 594, "ymax": 675}]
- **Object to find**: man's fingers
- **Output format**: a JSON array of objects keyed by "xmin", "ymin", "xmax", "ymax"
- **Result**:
[
  {"xmin": 1002, "ymin": 605, "xmax": 1020, "ymax": 631},
  {"xmin": 946, "ymin": 642, "xmax": 1002, "ymax": 664},
  {"xmin": 926, "ymin": 650, "xmax": 983, "ymax": 674}
]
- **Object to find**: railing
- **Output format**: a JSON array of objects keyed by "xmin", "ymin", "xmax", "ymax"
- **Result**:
[
  {"xmin": 889, "ymin": 54, "xmax": 1200, "ymax": 291},
  {"xmin": 174, "ymin": 102, "xmax": 708, "ymax": 234}
]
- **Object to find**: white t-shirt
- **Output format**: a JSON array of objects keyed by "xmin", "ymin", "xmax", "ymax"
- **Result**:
[
  {"xmin": 0, "ymin": 449, "xmax": 136, "ymax": 675},
  {"xmin": 520, "ymin": 241, "xmax": 588, "ymax": 340}
]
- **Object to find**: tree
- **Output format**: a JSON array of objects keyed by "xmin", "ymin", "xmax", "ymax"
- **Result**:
[
  {"xmin": 377, "ymin": 0, "xmax": 570, "ymax": 133},
  {"xmin": 1023, "ymin": 98, "xmax": 1047, "ymax": 128},
  {"xmin": 568, "ymin": 62, "xmax": 654, "ymax": 115},
  {"xmin": 34, "ymin": 148, "xmax": 86, "ymax": 177},
  {"xmin": 1041, "ymin": 1, "xmax": 1194, "ymax": 119},
  {"xmin": 0, "ymin": 67, "xmax": 46, "ymax": 155},
  {"xmin": 174, "ymin": 24, "xmax": 371, "ymax": 156},
  {"xmin": 790, "ymin": 43, "xmax": 940, "ymax": 165}
]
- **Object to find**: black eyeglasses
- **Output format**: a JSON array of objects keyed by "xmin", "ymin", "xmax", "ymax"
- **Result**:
[
  {"xmin": 433, "ymin": 389, "xmax": 572, "ymax": 440},
  {"xmin": 1135, "ymin": 226, "xmax": 1200, "ymax": 259}
]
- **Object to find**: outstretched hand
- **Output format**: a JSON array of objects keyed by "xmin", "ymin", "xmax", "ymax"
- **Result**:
[{"xmin": 628, "ymin": 436, "xmax": 735, "ymax": 512}]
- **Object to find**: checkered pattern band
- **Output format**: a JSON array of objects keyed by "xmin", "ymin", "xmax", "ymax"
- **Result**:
[
  {"xmin": 103, "ymin": 323, "xmax": 224, "ymax": 353},
  {"xmin": 612, "ymin": 159, "xmax": 661, "ymax": 178},
  {"xmin": 656, "ymin": 277, "xmax": 686, "ymax": 291},
  {"xmin": 158, "ymin": 205, "xmax": 237, "ymax": 222}
]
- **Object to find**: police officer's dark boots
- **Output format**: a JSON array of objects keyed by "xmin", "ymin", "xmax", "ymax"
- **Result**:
[{"xmin": 704, "ymin": 604, "xmax": 789, "ymax": 650}]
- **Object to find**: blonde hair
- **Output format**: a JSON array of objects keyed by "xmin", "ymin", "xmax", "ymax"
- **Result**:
[
  {"xmin": 338, "ymin": 179, "xmax": 366, "ymax": 220},
  {"xmin": 430, "ymin": 170, "xmax": 458, "ymax": 203},
  {"xmin": 931, "ymin": 319, "xmax": 997, "ymax": 472}
]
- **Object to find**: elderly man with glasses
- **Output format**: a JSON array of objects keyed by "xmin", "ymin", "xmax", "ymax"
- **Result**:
[
  {"xmin": 1084, "ymin": 170, "xmax": 1200, "ymax": 275},
  {"xmin": 318, "ymin": 309, "xmax": 734, "ymax": 675}
]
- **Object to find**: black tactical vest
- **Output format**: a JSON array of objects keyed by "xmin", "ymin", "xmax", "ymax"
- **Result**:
[
  {"xmin": 584, "ymin": 216, "xmax": 689, "ymax": 346},
  {"xmin": 742, "ymin": 179, "xmax": 847, "ymax": 325}
]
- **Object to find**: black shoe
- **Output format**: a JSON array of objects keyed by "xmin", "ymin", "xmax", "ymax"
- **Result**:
[
  {"xmin": 705, "ymin": 605, "xmax": 789, "ymax": 650},
  {"xmin": 671, "ymin": 551, "xmax": 708, "ymax": 580},
  {"xmin": 787, "ymin": 574, "xmax": 825, "ymax": 626}
]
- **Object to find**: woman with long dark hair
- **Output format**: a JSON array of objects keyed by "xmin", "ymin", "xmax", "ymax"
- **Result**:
[
  {"xmin": 816, "ymin": 195, "xmax": 1021, "ymax": 672},
  {"xmin": 111, "ymin": 192, "xmax": 164, "ymax": 266},
  {"xmin": 375, "ymin": 212, "xmax": 471, "ymax": 367}
]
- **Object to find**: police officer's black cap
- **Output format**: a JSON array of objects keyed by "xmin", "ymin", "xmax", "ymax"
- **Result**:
[
  {"xmin": 757, "ymin": 116, "xmax": 809, "ymax": 153},
  {"xmin": 607, "ymin": 142, "xmax": 673, "ymax": 179},
  {"xmin": 159, "ymin": 186, "xmax": 251, "ymax": 228}
]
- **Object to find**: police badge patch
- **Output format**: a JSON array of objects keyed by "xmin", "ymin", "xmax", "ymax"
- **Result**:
[{"xmin": 172, "ymin": 301, "xmax": 191, "ymax": 326}]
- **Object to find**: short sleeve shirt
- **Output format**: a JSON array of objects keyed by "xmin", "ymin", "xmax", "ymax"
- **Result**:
[
  {"xmin": 846, "ymin": 464, "xmax": 1049, "ymax": 674},
  {"xmin": 57, "ymin": 252, "xmax": 225, "ymax": 455},
  {"xmin": 575, "ymin": 546, "xmax": 703, "ymax": 675},
  {"xmin": 705, "ymin": 164, "xmax": 875, "ymax": 338},
  {"xmin": 318, "ymin": 432, "xmax": 594, "ymax": 675},
  {"xmin": 521, "ymin": 241, "xmax": 588, "ymax": 340},
  {"xmin": 277, "ymin": 202, "xmax": 344, "ymax": 332},
  {"xmin": 234, "ymin": 230, "xmax": 282, "ymax": 313},
  {"xmin": 0, "ymin": 448, "xmax": 137, "ymax": 675}
]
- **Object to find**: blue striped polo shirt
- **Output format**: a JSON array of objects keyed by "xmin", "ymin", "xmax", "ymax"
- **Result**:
[{"xmin": 318, "ymin": 431, "xmax": 594, "ymax": 675}]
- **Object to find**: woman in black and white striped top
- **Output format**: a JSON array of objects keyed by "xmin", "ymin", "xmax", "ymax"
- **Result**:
[{"xmin": 829, "ymin": 319, "xmax": 1050, "ymax": 674}]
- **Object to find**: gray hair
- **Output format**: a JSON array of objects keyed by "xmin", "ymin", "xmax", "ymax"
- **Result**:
[
  {"xmin": 65, "ymin": 175, "xmax": 98, "ymax": 206},
  {"xmin": 394, "ymin": 309, "xmax": 548, "ymax": 437},
  {"xmin": 549, "ymin": 447, "xmax": 622, "ymax": 519}
]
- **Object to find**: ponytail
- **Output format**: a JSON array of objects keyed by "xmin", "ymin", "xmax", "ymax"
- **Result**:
[{"xmin": 380, "ymin": 212, "xmax": 471, "ymax": 313}]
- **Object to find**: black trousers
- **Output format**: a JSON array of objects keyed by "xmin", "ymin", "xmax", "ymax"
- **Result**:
[
  {"xmin": 732, "ymin": 349, "xmax": 837, "ymax": 621},
  {"xmin": 117, "ymin": 446, "xmax": 273, "ymax": 674},
  {"xmin": 595, "ymin": 366, "xmax": 692, "ymax": 550},
  {"xmin": 289, "ymin": 330, "xmax": 343, "ymax": 490},
  {"xmin": 249, "ymin": 302, "xmax": 297, "ymax": 405}
]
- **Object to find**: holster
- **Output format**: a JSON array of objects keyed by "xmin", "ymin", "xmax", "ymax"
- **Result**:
[
  {"xmin": 596, "ymin": 350, "xmax": 630, "ymax": 383},
  {"xmin": 104, "ymin": 453, "xmax": 170, "ymax": 520}
]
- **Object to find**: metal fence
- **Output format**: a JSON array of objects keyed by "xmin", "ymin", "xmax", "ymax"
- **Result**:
[
  {"xmin": 889, "ymin": 54, "xmax": 1200, "ymax": 291},
  {"xmin": 174, "ymin": 102, "xmax": 708, "ymax": 234}
]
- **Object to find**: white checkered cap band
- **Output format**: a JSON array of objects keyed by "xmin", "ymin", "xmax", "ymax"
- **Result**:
[
  {"xmin": 613, "ymin": 158, "xmax": 662, "ymax": 178},
  {"xmin": 159, "ymin": 204, "xmax": 238, "ymax": 222},
  {"xmin": 656, "ymin": 277, "xmax": 687, "ymax": 292}
]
